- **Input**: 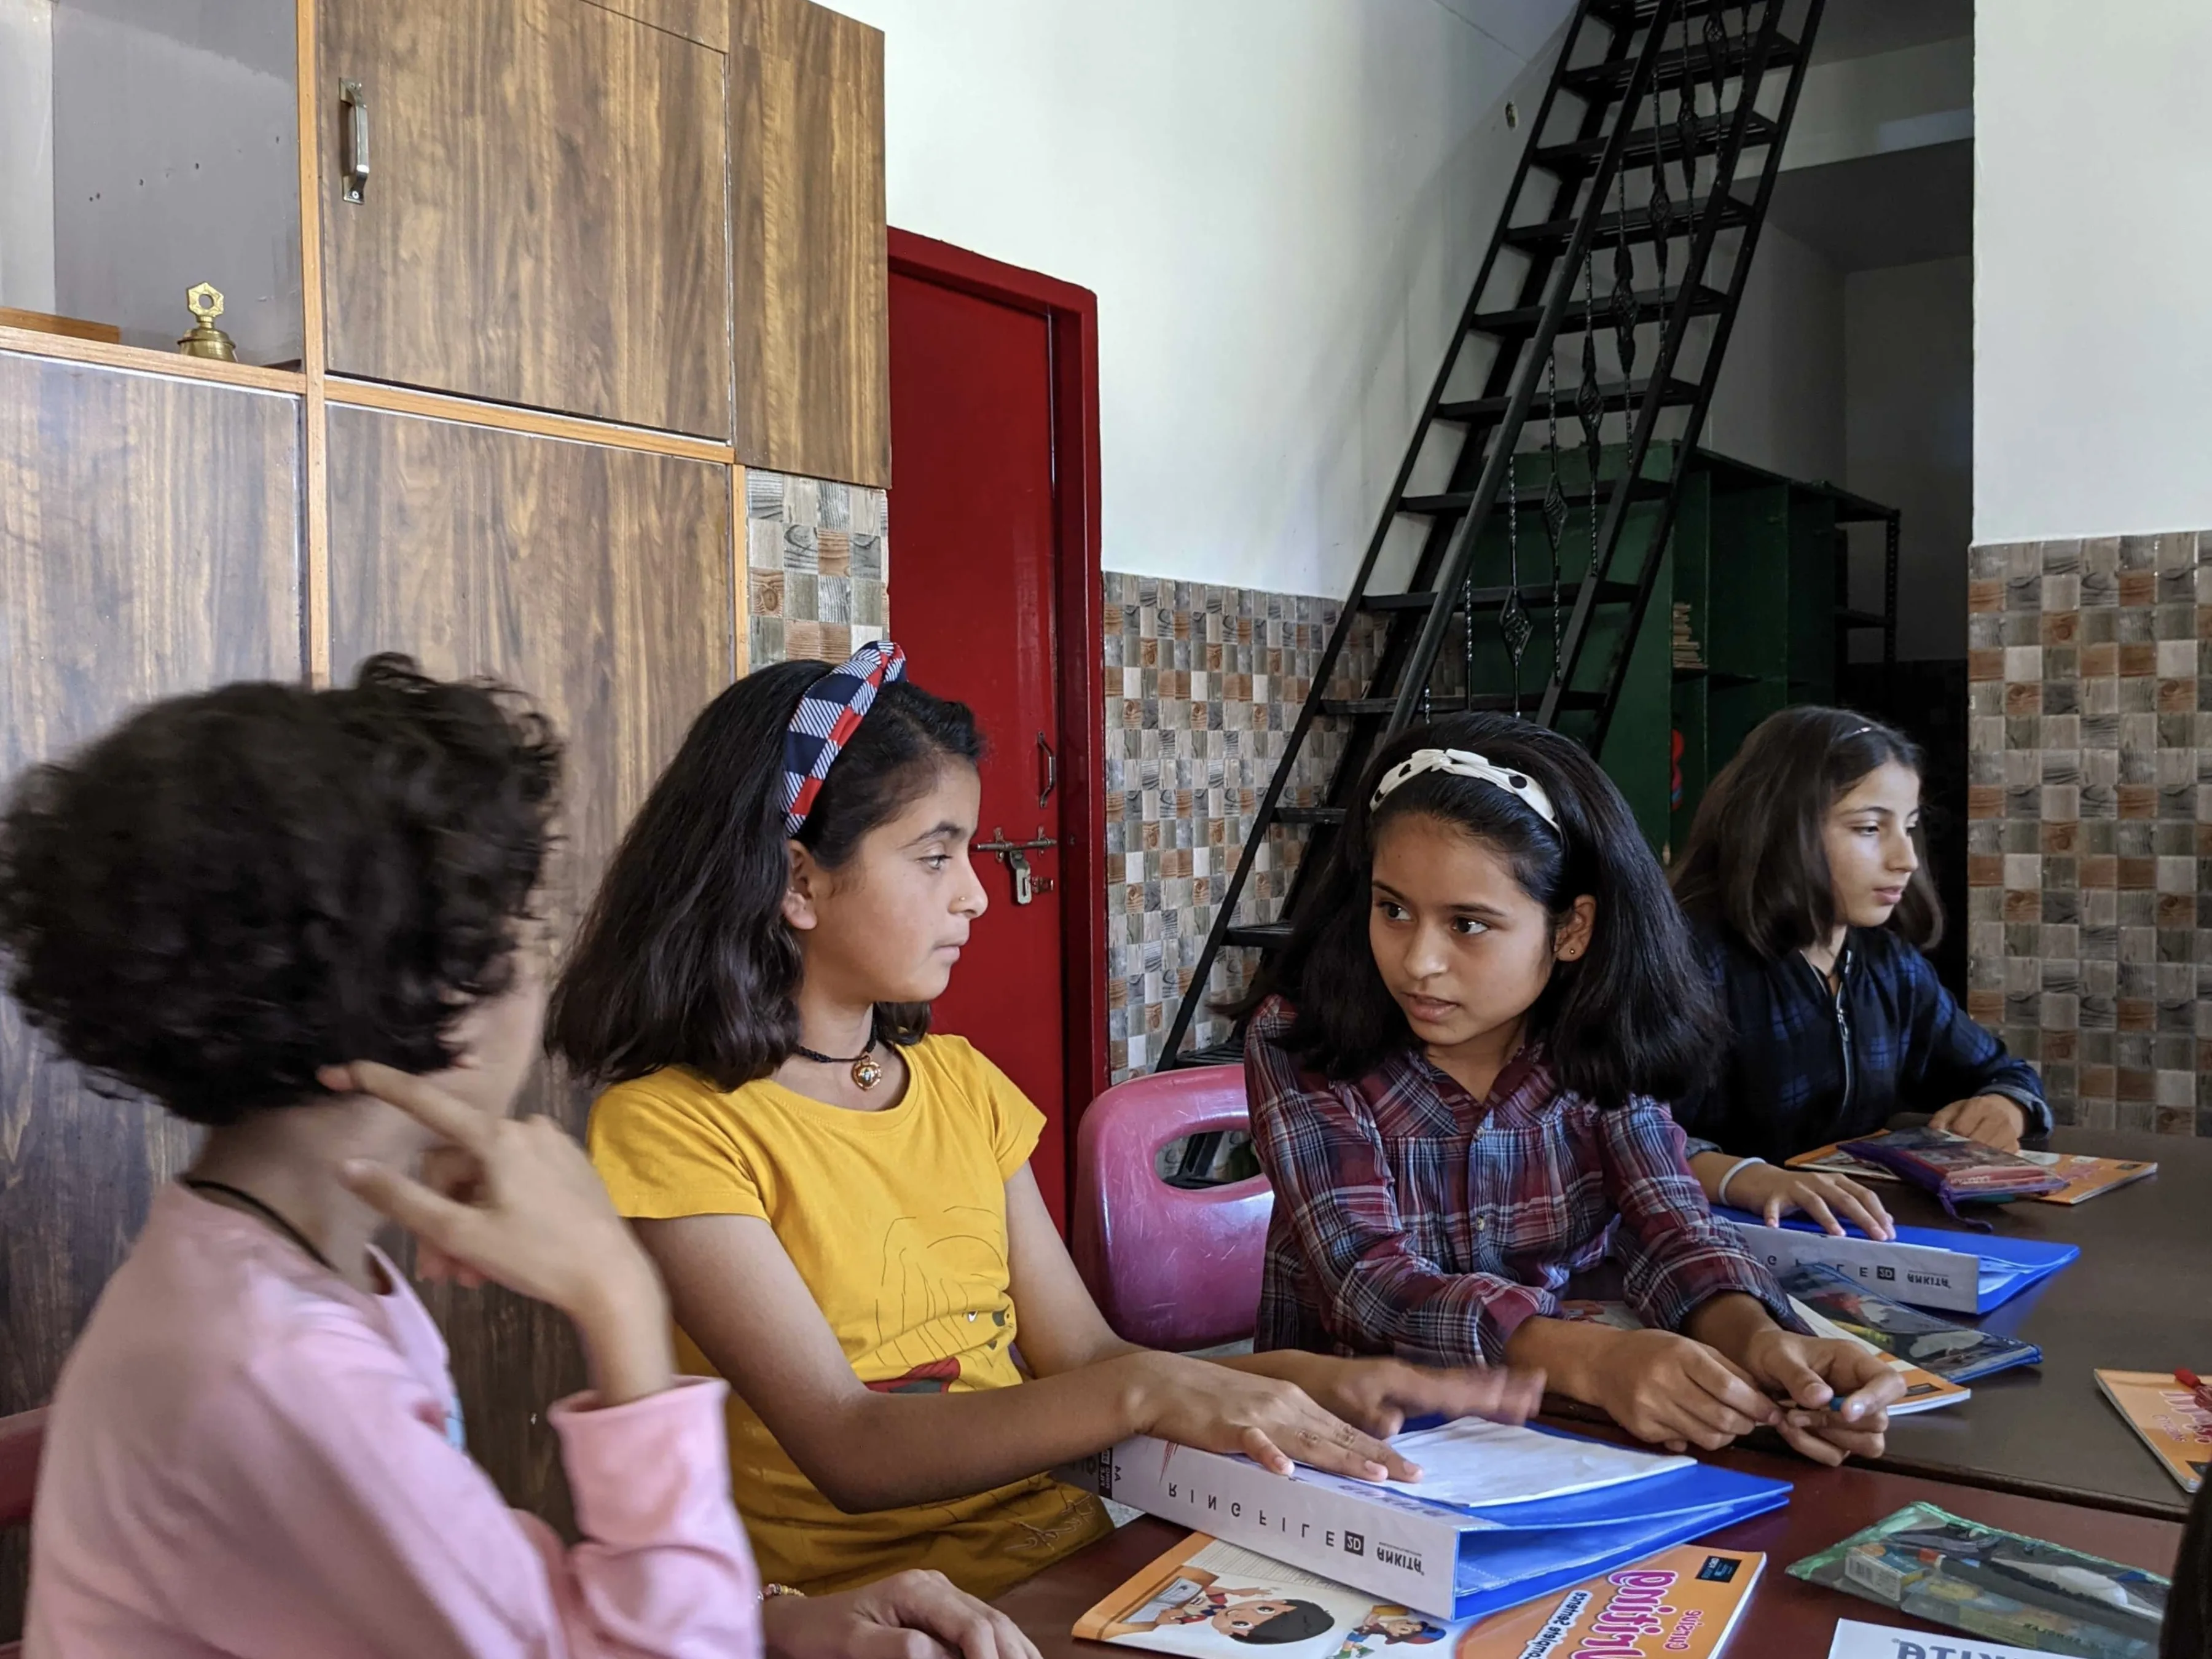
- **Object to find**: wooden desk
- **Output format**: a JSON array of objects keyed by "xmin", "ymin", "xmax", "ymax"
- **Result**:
[
  {"xmin": 996, "ymin": 1448, "xmax": 2184, "ymax": 1655},
  {"xmin": 1833, "ymin": 1128, "xmax": 2212, "ymax": 1519}
]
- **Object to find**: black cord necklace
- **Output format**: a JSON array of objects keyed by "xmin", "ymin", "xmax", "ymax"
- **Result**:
[
  {"xmin": 182, "ymin": 1177, "xmax": 339, "ymax": 1274},
  {"xmin": 793, "ymin": 1017, "xmax": 885, "ymax": 1091}
]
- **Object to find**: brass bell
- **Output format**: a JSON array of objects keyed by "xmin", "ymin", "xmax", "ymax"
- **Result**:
[{"xmin": 177, "ymin": 283, "xmax": 237, "ymax": 362}]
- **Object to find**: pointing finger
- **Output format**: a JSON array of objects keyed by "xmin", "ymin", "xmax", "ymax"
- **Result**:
[{"xmin": 324, "ymin": 1062, "xmax": 497, "ymax": 1155}]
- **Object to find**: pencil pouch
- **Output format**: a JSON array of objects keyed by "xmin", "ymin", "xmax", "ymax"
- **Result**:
[
  {"xmin": 1838, "ymin": 1127, "xmax": 2065, "ymax": 1227},
  {"xmin": 1787, "ymin": 1500, "xmax": 2166, "ymax": 1658}
]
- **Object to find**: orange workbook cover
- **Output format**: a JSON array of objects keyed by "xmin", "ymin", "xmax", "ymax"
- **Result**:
[
  {"xmin": 1787, "ymin": 1135, "xmax": 2155, "ymax": 1205},
  {"xmin": 2095, "ymin": 1369, "xmax": 2212, "ymax": 1493},
  {"xmin": 1073, "ymin": 1532, "xmax": 1765, "ymax": 1658}
]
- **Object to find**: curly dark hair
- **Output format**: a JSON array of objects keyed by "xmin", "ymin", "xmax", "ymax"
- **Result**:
[{"xmin": 0, "ymin": 654, "xmax": 561, "ymax": 1126}]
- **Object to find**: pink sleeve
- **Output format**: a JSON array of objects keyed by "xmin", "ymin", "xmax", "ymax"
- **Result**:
[{"xmin": 206, "ymin": 1333, "xmax": 759, "ymax": 1659}]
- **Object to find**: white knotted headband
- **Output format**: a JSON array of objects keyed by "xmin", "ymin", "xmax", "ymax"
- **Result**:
[{"xmin": 1369, "ymin": 747, "xmax": 1559, "ymax": 832}]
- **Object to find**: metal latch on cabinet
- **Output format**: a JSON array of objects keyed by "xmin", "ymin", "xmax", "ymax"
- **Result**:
[{"xmin": 974, "ymin": 828, "xmax": 1056, "ymax": 905}]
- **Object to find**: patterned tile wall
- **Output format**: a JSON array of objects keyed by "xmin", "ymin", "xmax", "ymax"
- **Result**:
[
  {"xmin": 745, "ymin": 468, "xmax": 888, "ymax": 670},
  {"xmin": 1102, "ymin": 573, "xmax": 1379, "ymax": 1082},
  {"xmin": 1966, "ymin": 529, "xmax": 2212, "ymax": 1134}
]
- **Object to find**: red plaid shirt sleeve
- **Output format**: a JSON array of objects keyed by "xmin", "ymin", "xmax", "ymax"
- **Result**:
[
  {"xmin": 1246, "ymin": 1032, "xmax": 1550, "ymax": 1367},
  {"xmin": 1601, "ymin": 1102, "xmax": 1798, "ymax": 1335}
]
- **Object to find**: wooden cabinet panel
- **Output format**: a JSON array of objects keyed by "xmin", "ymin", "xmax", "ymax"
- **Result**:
[
  {"xmin": 584, "ymin": 0, "xmax": 728, "ymax": 50},
  {"xmin": 318, "ymin": 0, "xmax": 732, "ymax": 439},
  {"xmin": 0, "ymin": 353, "xmax": 301, "ymax": 1636},
  {"xmin": 326, "ymin": 405, "xmax": 732, "ymax": 1522},
  {"xmin": 732, "ymin": 0, "xmax": 890, "ymax": 487}
]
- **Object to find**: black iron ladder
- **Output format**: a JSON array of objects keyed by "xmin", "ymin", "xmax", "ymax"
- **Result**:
[{"xmin": 1158, "ymin": 0, "xmax": 1827, "ymax": 1071}]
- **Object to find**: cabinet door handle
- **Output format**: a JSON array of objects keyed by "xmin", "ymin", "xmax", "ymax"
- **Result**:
[
  {"xmin": 340, "ymin": 79, "xmax": 370, "ymax": 203},
  {"xmin": 1037, "ymin": 732, "xmax": 1057, "ymax": 807}
]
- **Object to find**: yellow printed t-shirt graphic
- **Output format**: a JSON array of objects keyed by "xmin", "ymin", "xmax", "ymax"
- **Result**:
[{"xmin": 587, "ymin": 1034, "xmax": 1112, "ymax": 1598}]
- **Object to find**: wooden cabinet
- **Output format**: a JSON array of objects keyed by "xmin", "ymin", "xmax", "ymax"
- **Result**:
[
  {"xmin": 325, "ymin": 403, "xmax": 734, "ymax": 1519},
  {"xmin": 0, "ymin": 351, "xmax": 302, "ymax": 1636},
  {"xmin": 316, "ymin": 0, "xmax": 732, "ymax": 438},
  {"xmin": 732, "ymin": 0, "xmax": 890, "ymax": 486},
  {"xmin": 0, "ymin": 0, "xmax": 888, "ymax": 1626}
]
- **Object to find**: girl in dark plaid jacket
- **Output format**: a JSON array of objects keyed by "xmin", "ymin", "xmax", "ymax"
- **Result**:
[
  {"xmin": 1669, "ymin": 707, "xmax": 2050, "ymax": 1241},
  {"xmin": 1240, "ymin": 713, "xmax": 1905, "ymax": 1464}
]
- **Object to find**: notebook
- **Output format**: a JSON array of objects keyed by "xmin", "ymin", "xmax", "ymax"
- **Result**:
[{"xmin": 2094, "ymin": 1369, "xmax": 2212, "ymax": 1493}]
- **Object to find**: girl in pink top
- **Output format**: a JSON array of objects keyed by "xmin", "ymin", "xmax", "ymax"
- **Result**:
[{"xmin": 0, "ymin": 656, "xmax": 1035, "ymax": 1659}]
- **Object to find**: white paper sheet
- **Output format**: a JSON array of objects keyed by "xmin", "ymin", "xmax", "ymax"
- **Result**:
[
  {"xmin": 1826, "ymin": 1615, "xmax": 2044, "ymax": 1658},
  {"xmin": 1294, "ymin": 1416, "xmax": 1691, "ymax": 1510}
]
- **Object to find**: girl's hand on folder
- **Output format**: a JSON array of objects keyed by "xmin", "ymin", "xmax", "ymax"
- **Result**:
[
  {"xmin": 1730, "ymin": 1163, "xmax": 1896, "ymax": 1240},
  {"xmin": 1588, "ymin": 1328, "xmax": 1784, "ymax": 1454},
  {"xmin": 1929, "ymin": 1094, "xmax": 2029, "ymax": 1151},
  {"xmin": 1271, "ymin": 1355, "xmax": 1548, "ymax": 1439},
  {"xmin": 1128, "ymin": 1354, "xmax": 1417, "ymax": 1482},
  {"xmin": 1739, "ymin": 1330, "xmax": 1905, "ymax": 1466}
]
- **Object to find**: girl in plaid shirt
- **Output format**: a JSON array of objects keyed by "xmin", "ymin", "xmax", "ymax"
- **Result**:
[{"xmin": 1242, "ymin": 713, "xmax": 1906, "ymax": 1463}]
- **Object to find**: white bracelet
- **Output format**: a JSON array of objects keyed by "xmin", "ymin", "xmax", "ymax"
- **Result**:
[{"xmin": 1716, "ymin": 1156, "xmax": 1767, "ymax": 1208}]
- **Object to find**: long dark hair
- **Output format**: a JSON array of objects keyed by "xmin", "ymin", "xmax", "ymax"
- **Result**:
[
  {"xmin": 2165, "ymin": 1471, "xmax": 2212, "ymax": 1658},
  {"xmin": 548, "ymin": 658, "xmax": 982, "ymax": 1088},
  {"xmin": 1671, "ymin": 705, "xmax": 1941, "ymax": 958},
  {"xmin": 1241, "ymin": 714, "xmax": 1721, "ymax": 1108}
]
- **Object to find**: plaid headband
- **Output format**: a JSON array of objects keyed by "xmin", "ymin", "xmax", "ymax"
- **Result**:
[{"xmin": 781, "ymin": 640, "xmax": 907, "ymax": 837}]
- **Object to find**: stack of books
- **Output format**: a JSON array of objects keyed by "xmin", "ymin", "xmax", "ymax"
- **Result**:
[{"xmin": 1671, "ymin": 601, "xmax": 1704, "ymax": 670}]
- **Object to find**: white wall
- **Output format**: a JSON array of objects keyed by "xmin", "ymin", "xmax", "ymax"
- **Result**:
[
  {"xmin": 825, "ymin": 0, "xmax": 1572, "ymax": 597},
  {"xmin": 0, "ymin": 0, "xmax": 57, "ymax": 313},
  {"xmin": 1975, "ymin": 0, "xmax": 2212, "ymax": 543},
  {"xmin": 1847, "ymin": 256, "xmax": 1971, "ymax": 661},
  {"xmin": 1782, "ymin": 35, "xmax": 1971, "ymax": 172},
  {"xmin": 50, "ymin": 0, "xmax": 301, "ymax": 364},
  {"xmin": 1701, "ymin": 223, "xmax": 1845, "ymax": 486}
]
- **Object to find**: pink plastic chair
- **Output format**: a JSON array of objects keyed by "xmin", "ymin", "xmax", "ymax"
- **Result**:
[
  {"xmin": 1, "ymin": 1406, "xmax": 43, "ymax": 1658},
  {"xmin": 1072, "ymin": 1065, "xmax": 1274, "ymax": 1351}
]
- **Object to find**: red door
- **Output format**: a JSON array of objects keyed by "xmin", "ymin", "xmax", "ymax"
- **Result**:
[{"xmin": 887, "ymin": 269, "xmax": 1073, "ymax": 1227}]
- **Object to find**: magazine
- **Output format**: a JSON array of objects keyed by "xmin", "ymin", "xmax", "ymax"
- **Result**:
[
  {"xmin": 2095, "ymin": 1368, "xmax": 2212, "ymax": 1493},
  {"xmin": 1789, "ymin": 1502, "xmax": 2167, "ymax": 1658},
  {"xmin": 1774, "ymin": 1262, "xmax": 2040, "ymax": 1384},
  {"xmin": 1789, "ymin": 1135, "xmax": 2157, "ymax": 1206},
  {"xmin": 1074, "ymin": 1531, "xmax": 1765, "ymax": 1658}
]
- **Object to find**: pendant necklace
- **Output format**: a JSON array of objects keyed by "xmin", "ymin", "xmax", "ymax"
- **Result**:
[{"xmin": 795, "ymin": 1018, "xmax": 884, "ymax": 1091}]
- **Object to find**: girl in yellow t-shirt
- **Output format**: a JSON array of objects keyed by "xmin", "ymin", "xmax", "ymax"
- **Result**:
[{"xmin": 550, "ymin": 641, "xmax": 1542, "ymax": 1601}]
